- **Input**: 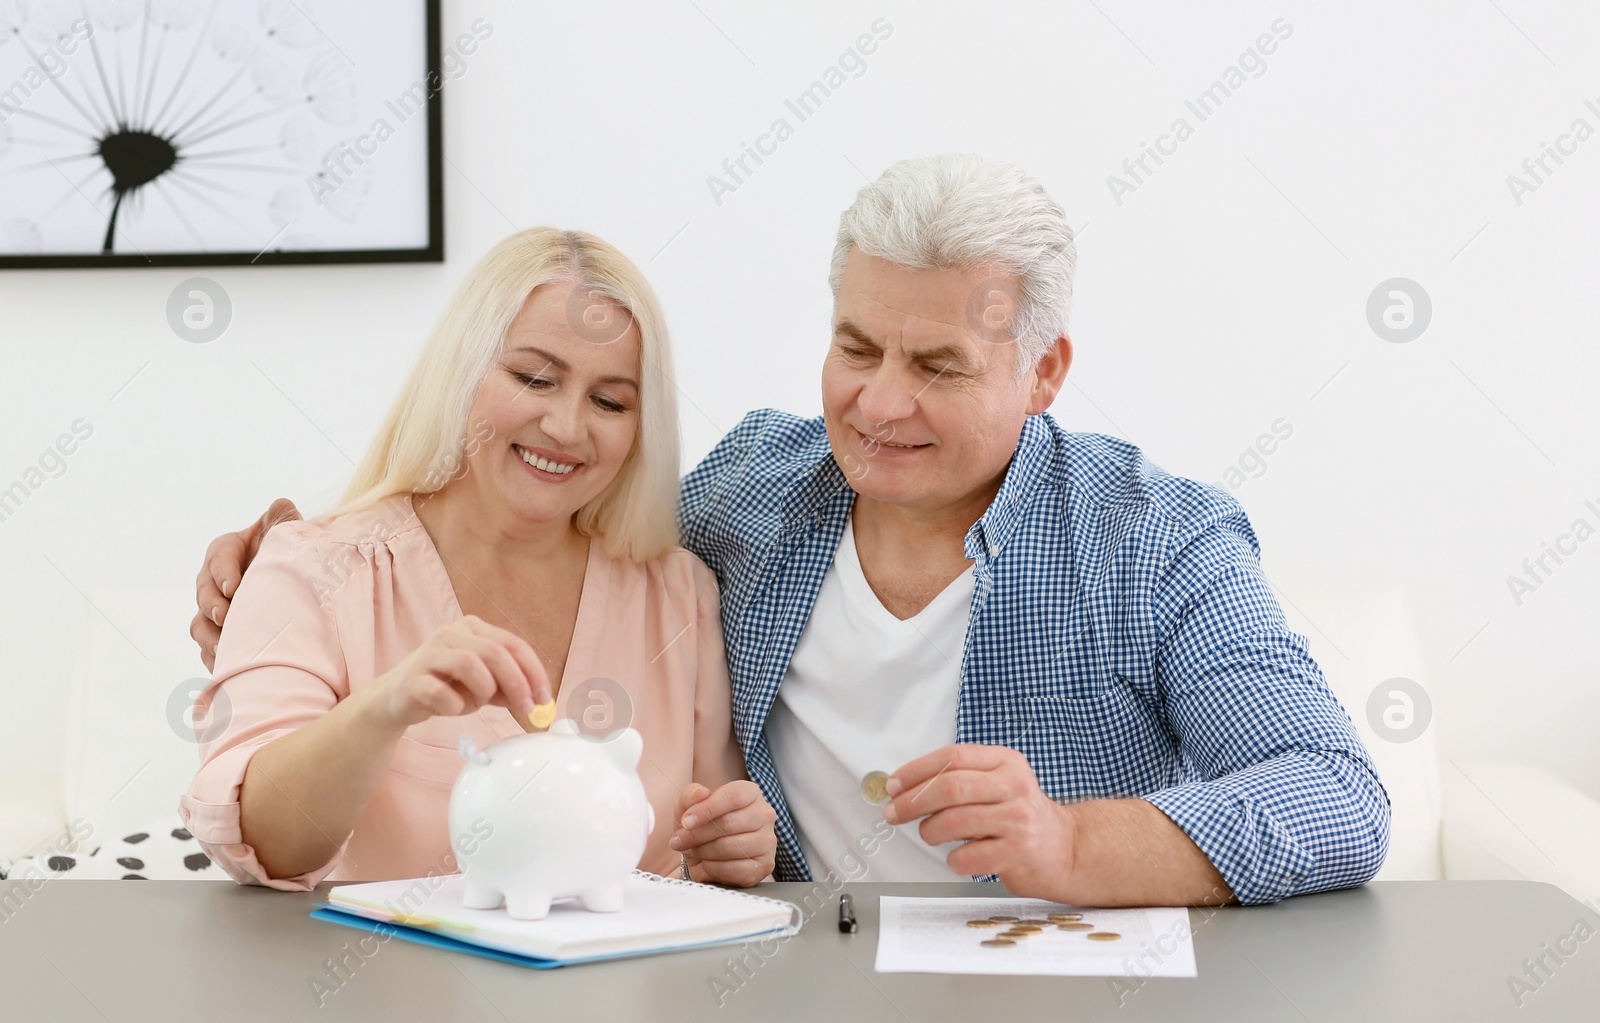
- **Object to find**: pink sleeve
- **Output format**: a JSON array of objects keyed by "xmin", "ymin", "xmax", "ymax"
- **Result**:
[
  {"xmin": 688, "ymin": 557, "xmax": 748, "ymax": 790},
  {"xmin": 178, "ymin": 523, "xmax": 354, "ymax": 891}
]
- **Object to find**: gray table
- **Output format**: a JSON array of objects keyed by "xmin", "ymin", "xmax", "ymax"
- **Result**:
[{"xmin": 2, "ymin": 878, "xmax": 1597, "ymax": 1021}]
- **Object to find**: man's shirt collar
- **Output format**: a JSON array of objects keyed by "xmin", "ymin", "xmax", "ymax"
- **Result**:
[{"xmin": 963, "ymin": 414, "xmax": 1055, "ymax": 561}]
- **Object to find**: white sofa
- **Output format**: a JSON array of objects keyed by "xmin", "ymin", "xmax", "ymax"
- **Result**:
[
  {"xmin": 1443, "ymin": 763, "xmax": 1600, "ymax": 911},
  {"xmin": 0, "ymin": 585, "xmax": 205, "ymax": 865},
  {"xmin": 1308, "ymin": 587, "xmax": 1600, "ymax": 908},
  {"xmin": 4, "ymin": 584, "xmax": 1597, "ymax": 906}
]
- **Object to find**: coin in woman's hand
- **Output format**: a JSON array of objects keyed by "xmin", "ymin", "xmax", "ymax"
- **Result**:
[
  {"xmin": 860, "ymin": 771, "xmax": 892, "ymax": 805},
  {"xmin": 527, "ymin": 702, "xmax": 557, "ymax": 730}
]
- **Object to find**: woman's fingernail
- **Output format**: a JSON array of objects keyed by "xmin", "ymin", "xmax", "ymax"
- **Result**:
[
  {"xmin": 669, "ymin": 836, "xmax": 682, "ymax": 850},
  {"xmin": 682, "ymin": 815, "xmax": 698, "ymax": 829},
  {"xmin": 210, "ymin": 604, "xmax": 221, "ymax": 626},
  {"xmin": 883, "ymin": 803, "xmax": 899, "ymax": 824},
  {"xmin": 220, "ymin": 580, "xmax": 231, "ymax": 598},
  {"xmin": 885, "ymin": 777, "xmax": 903, "ymax": 797}
]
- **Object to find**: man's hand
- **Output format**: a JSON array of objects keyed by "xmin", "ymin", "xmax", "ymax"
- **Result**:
[
  {"xmin": 669, "ymin": 781, "xmax": 777, "ymax": 888},
  {"xmin": 191, "ymin": 498, "xmax": 302, "ymax": 672},
  {"xmin": 883, "ymin": 744, "xmax": 1075, "ymax": 898},
  {"xmin": 885, "ymin": 744, "xmax": 1236, "ymax": 907}
]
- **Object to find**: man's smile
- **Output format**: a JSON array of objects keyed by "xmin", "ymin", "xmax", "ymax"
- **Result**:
[{"xmin": 853, "ymin": 426, "xmax": 931, "ymax": 453}]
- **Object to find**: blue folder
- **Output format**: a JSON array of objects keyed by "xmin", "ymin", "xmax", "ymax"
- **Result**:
[{"xmin": 310, "ymin": 905, "xmax": 791, "ymax": 970}]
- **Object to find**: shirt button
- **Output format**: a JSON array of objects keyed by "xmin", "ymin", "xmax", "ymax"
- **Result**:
[{"xmin": 988, "ymin": 542, "xmax": 1000, "ymax": 557}]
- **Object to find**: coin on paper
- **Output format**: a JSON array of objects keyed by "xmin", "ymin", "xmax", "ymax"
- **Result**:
[
  {"xmin": 1048, "ymin": 913, "xmax": 1083, "ymax": 923},
  {"xmin": 980, "ymin": 939, "xmax": 1017, "ymax": 948},
  {"xmin": 1017, "ymin": 919, "xmax": 1052, "ymax": 926},
  {"xmin": 1087, "ymin": 932, "xmax": 1122, "ymax": 942},
  {"xmin": 860, "ymin": 771, "xmax": 892, "ymax": 805},
  {"xmin": 527, "ymin": 702, "xmax": 557, "ymax": 730},
  {"xmin": 966, "ymin": 919, "xmax": 1001, "ymax": 928},
  {"xmin": 1007, "ymin": 925, "xmax": 1043, "ymax": 934},
  {"xmin": 1058, "ymin": 922, "xmax": 1093, "ymax": 931},
  {"xmin": 988, "ymin": 915, "xmax": 1020, "ymax": 923}
]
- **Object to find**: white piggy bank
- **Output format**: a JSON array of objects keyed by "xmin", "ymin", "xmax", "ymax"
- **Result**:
[{"xmin": 448, "ymin": 719, "xmax": 654, "ymax": 920}]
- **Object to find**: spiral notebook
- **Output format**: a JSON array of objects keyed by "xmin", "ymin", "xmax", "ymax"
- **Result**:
[{"xmin": 310, "ymin": 870, "xmax": 802, "ymax": 969}]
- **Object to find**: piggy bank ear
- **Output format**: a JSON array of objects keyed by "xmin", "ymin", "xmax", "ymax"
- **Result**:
[
  {"xmin": 457, "ymin": 735, "xmax": 490, "ymax": 765},
  {"xmin": 601, "ymin": 727, "xmax": 644, "ymax": 773}
]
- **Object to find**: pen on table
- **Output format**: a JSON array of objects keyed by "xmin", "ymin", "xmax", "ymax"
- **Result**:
[{"xmin": 838, "ymin": 893, "xmax": 857, "ymax": 933}]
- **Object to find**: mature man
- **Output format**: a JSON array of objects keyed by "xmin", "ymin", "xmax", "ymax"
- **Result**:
[{"xmin": 193, "ymin": 155, "xmax": 1389, "ymax": 907}]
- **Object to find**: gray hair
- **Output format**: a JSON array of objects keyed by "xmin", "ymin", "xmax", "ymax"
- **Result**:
[{"xmin": 828, "ymin": 154, "xmax": 1076, "ymax": 370}]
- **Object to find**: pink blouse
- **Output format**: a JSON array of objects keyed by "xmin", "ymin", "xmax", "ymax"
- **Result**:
[{"xmin": 179, "ymin": 494, "xmax": 746, "ymax": 890}]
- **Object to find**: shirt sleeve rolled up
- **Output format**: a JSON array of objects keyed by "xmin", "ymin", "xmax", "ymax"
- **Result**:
[
  {"xmin": 178, "ymin": 524, "xmax": 355, "ymax": 891},
  {"xmin": 1140, "ymin": 514, "xmax": 1391, "ymax": 905}
]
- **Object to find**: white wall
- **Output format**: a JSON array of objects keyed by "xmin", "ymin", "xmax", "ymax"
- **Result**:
[{"xmin": 2, "ymin": 0, "xmax": 1597, "ymax": 840}]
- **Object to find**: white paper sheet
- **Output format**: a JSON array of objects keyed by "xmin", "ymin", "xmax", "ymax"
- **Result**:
[{"xmin": 873, "ymin": 897, "xmax": 1197, "ymax": 977}]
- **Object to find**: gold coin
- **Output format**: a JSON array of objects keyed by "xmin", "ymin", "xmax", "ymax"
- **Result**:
[
  {"xmin": 987, "ymin": 915, "xmax": 1020, "ymax": 922},
  {"xmin": 966, "ymin": 919, "xmax": 1001, "ymax": 928},
  {"xmin": 860, "ymin": 771, "xmax": 892, "ymax": 805},
  {"xmin": 1006, "ymin": 925, "xmax": 1043, "ymax": 934},
  {"xmin": 998, "ymin": 931, "xmax": 1033, "ymax": 940},
  {"xmin": 1058, "ymin": 922, "xmax": 1093, "ymax": 931},
  {"xmin": 527, "ymin": 701, "xmax": 557, "ymax": 730},
  {"xmin": 1048, "ymin": 914, "xmax": 1083, "ymax": 923},
  {"xmin": 1017, "ymin": 918, "xmax": 1052, "ymax": 926},
  {"xmin": 1087, "ymin": 932, "xmax": 1122, "ymax": 942},
  {"xmin": 980, "ymin": 939, "xmax": 1017, "ymax": 948}
]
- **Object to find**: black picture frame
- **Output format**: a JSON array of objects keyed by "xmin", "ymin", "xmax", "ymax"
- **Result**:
[{"xmin": 0, "ymin": 0, "xmax": 444, "ymax": 269}]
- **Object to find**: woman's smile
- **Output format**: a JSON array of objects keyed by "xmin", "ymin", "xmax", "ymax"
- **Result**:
[{"xmin": 513, "ymin": 443, "xmax": 583, "ymax": 482}]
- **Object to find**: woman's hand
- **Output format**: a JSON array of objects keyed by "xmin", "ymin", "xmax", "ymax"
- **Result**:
[
  {"xmin": 669, "ymin": 781, "xmax": 778, "ymax": 887},
  {"xmin": 365, "ymin": 616, "xmax": 553, "ymax": 732}
]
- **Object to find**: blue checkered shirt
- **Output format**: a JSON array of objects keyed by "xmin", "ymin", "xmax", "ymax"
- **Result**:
[{"xmin": 678, "ymin": 409, "xmax": 1390, "ymax": 904}]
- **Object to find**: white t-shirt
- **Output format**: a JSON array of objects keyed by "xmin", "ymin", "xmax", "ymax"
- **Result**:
[{"xmin": 764, "ymin": 517, "xmax": 976, "ymax": 881}]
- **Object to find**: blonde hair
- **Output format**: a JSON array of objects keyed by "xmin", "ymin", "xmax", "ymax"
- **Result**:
[{"xmin": 332, "ymin": 228, "xmax": 681, "ymax": 563}]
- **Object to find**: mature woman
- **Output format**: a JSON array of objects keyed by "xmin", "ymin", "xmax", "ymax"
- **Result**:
[{"xmin": 180, "ymin": 229, "xmax": 776, "ymax": 891}]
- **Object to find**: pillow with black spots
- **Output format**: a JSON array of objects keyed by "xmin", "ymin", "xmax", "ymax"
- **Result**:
[{"xmin": 3, "ymin": 815, "xmax": 229, "ymax": 880}]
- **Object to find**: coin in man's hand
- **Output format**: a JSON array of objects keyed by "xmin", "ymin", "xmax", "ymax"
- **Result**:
[{"xmin": 860, "ymin": 771, "xmax": 892, "ymax": 805}]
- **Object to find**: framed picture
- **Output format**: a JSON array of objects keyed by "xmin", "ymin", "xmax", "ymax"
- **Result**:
[{"xmin": 0, "ymin": 0, "xmax": 444, "ymax": 268}]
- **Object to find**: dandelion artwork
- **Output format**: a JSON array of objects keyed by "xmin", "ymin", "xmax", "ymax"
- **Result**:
[{"xmin": 0, "ymin": 0, "xmax": 442, "ymax": 267}]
